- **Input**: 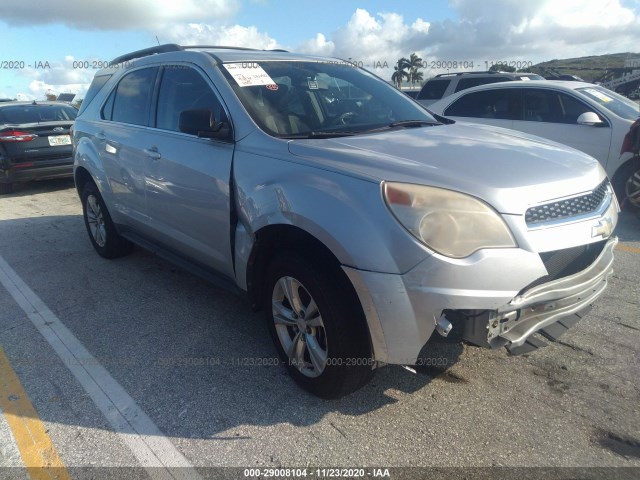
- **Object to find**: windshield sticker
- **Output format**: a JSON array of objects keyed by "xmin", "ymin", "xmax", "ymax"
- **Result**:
[
  {"xmin": 223, "ymin": 63, "xmax": 275, "ymax": 87},
  {"xmin": 584, "ymin": 88, "xmax": 613, "ymax": 103},
  {"xmin": 308, "ymin": 80, "xmax": 319, "ymax": 90}
]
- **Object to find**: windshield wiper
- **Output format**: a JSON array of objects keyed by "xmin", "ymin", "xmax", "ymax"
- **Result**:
[
  {"xmin": 280, "ymin": 131, "xmax": 358, "ymax": 139},
  {"xmin": 388, "ymin": 120, "xmax": 441, "ymax": 127},
  {"xmin": 362, "ymin": 120, "xmax": 442, "ymax": 134},
  {"xmin": 308, "ymin": 131, "xmax": 358, "ymax": 138}
]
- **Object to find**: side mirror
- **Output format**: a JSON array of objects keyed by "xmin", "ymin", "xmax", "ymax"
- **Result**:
[
  {"xmin": 179, "ymin": 109, "xmax": 230, "ymax": 139},
  {"xmin": 577, "ymin": 112, "xmax": 605, "ymax": 126}
]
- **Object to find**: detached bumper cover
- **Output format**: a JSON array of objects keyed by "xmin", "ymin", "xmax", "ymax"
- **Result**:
[
  {"xmin": 489, "ymin": 236, "xmax": 617, "ymax": 347},
  {"xmin": 344, "ymin": 236, "xmax": 617, "ymax": 365}
]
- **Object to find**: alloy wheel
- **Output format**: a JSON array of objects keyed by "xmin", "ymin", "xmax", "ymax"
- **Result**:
[
  {"xmin": 86, "ymin": 195, "xmax": 107, "ymax": 247},
  {"xmin": 271, "ymin": 276, "xmax": 328, "ymax": 378}
]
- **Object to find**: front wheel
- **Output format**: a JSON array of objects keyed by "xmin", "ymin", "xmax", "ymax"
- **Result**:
[
  {"xmin": 613, "ymin": 157, "xmax": 640, "ymax": 211},
  {"xmin": 264, "ymin": 252, "xmax": 374, "ymax": 398}
]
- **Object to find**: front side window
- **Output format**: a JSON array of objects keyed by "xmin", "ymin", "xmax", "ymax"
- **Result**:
[
  {"xmin": 109, "ymin": 68, "xmax": 157, "ymax": 126},
  {"xmin": 444, "ymin": 89, "xmax": 517, "ymax": 120},
  {"xmin": 523, "ymin": 89, "xmax": 593, "ymax": 124},
  {"xmin": 220, "ymin": 61, "xmax": 437, "ymax": 137},
  {"xmin": 156, "ymin": 66, "xmax": 226, "ymax": 132}
]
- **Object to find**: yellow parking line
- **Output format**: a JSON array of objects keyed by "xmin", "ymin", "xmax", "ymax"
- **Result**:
[
  {"xmin": 616, "ymin": 244, "xmax": 640, "ymax": 254},
  {"xmin": 0, "ymin": 348, "xmax": 71, "ymax": 480}
]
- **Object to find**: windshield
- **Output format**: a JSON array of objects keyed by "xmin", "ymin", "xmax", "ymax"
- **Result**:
[
  {"xmin": 220, "ymin": 61, "xmax": 437, "ymax": 138},
  {"xmin": 0, "ymin": 104, "xmax": 78, "ymax": 124},
  {"xmin": 577, "ymin": 86, "xmax": 640, "ymax": 121}
]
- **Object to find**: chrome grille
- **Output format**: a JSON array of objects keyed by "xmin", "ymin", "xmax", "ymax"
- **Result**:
[{"xmin": 525, "ymin": 180, "xmax": 609, "ymax": 225}]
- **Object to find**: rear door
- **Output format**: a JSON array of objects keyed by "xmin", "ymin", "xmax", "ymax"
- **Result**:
[
  {"xmin": 143, "ymin": 64, "xmax": 235, "ymax": 278},
  {"xmin": 98, "ymin": 67, "xmax": 159, "ymax": 232}
]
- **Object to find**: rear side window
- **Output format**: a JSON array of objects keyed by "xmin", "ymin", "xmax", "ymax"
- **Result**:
[
  {"xmin": 454, "ymin": 76, "xmax": 510, "ymax": 93},
  {"xmin": 155, "ymin": 66, "xmax": 226, "ymax": 132},
  {"xmin": 0, "ymin": 104, "xmax": 78, "ymax": 123},
  {"xmin": 444, "ymin": 89, "xmax": 518, "ymax": 119},
  {"xmin": 109, "ymin": 68, "xmax": 158, "ymax": 126},
  {"xmin": 417, "ymin": 79, "xmax": 451, "ymax": 100},
  {"xmin": 78, "ymin": 74, "xmax": 112, "ymax": 115}
]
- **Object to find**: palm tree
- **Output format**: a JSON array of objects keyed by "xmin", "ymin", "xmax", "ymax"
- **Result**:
[
  {"xmin": 408, "ymin": 53, "xmax": 424, "ymax": 87},
  {"xmin": 411, "ymin": 70, "xmax": 424, "ymax": 86},
  {"xmin": 392, "ymin": 57, "xmax": 410, "ymax": 88}
]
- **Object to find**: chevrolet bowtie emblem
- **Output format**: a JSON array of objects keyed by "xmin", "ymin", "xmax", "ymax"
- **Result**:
[{"xmin": 592, "ymin": 217, "xmax": 613, "ymax": 238}]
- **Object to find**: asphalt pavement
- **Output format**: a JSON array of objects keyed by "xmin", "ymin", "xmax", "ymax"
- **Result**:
[{"xmin": 0, "ymin": 178, "xmax": 638, "ymax": 480}]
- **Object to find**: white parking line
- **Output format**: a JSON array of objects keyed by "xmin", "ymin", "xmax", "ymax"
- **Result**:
[{"xmin": 0, "ymin": 255, "xmax": 202, "ymax": 480}]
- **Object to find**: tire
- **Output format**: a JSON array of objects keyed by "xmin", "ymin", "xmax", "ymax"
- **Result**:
[
  {"xmin": 81, "ymin": 182, "xmax": 133, "ymax": 258},
  {"xmin": 264, "ymin": 252, "xmax": 374, "ymax": 399},
  {"xmin": 612, "ymin": 157, "xmax": 640, "ymax": 211},
  {"xmin": 0, "ymin": 183, "xmax": 13, "ymax": 195}
]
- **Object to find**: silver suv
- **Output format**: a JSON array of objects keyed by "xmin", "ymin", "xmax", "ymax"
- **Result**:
[{"xmin": 72, "ymin": 45, "xmax": 618, "ymax": 398}]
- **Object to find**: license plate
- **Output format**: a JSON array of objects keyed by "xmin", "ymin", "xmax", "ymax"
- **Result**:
[{"xmin": 48, "ymin": 135, "xmax": 71, "ymax": 146}]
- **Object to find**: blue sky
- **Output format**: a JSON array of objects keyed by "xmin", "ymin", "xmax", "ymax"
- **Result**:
[{"xmin": 0, "ymin": 0, "xmax": 638, "ymax": 100}]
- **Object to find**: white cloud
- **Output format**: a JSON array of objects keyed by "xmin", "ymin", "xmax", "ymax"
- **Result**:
[
  {"xmin": 0, "ymin": 0, "xmax": 239, "ymax": 30},
  {"xmin": 293, "ymin": 2, "xmax": 639, "ymax": 80},
  {"xmin": 14, "ymin": 56, "xmax": 95, "ymax": 100},
  {"xmin": 426, "ymin": 0, "xmax": 640, "ymax": 63},
  {"xmin": 298, "ymin": 33, "xmax": 335, "ymax": 56},
  {"xmin": 324, "ymin": 9, "xmax": 431, "ymax": 63},
  {"xmin": 4, "ymin": 1, "xmax": 639, "ymax": 96},
  {"xmin": 164, "ymin": 23, "xmax": 280, "ymax": 49}
]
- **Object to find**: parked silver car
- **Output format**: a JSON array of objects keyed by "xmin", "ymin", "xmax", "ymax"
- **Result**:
[{"xmin": 73, "ymin": 45, "xmax": 618, "ymax": 398}]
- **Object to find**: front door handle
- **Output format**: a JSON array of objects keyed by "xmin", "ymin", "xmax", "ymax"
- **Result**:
[{"xmin": 143, "ymin": 146, "xmax": 161, "ymax": 160}]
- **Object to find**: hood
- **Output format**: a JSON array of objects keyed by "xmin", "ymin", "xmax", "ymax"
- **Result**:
[{"xmin": 287, "ymin": 123, "xmax": 605, "ymax": 215}]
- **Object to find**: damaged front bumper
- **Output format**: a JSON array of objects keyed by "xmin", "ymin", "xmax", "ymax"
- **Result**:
[
  {"xmin": 488, "ymin": 236, "xmax": 616, "ymax": 348},
  {"xmin": 344, "ymin": 236, "xmax": 618, "ymax": 365}
]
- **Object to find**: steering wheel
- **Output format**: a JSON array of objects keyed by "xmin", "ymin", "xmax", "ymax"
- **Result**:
[{"xmin": 331, "ymin": 111, "xmax": 358, "ymax": 126}]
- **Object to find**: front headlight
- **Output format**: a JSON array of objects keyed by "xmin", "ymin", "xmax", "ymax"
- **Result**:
[{"xmin": 383, "ymin": 182, "xmax": 516, "ymax": 258}]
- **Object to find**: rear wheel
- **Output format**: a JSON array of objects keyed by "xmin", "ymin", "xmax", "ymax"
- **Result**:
[
  {"xmin": 264, "ymin": 252, "xmax": 374, "ymax": 398},
  {"xmin": 613, "ymin": 158, "xmax": 640, "ymax": 211},
  {"xmin": 81, "ymin": 182, "xmax": 132, "ymax": 258}
]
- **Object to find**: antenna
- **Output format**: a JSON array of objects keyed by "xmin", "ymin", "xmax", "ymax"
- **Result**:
[{"xmin": 155, "ymin": 36, "xmax": 160, "ymax": 46}]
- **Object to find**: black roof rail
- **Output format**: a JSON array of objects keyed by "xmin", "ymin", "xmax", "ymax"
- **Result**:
[
  {"xmin": 111, "ymin": 44, "xmax": 290, "ymax": 65},
  {"xmin": 182, "ymin": 45, "xmax": 288, "ymax": 52},
  {"xmin": 111, "ymin": 44, "xmax": 183, "ymax": 64},
  {"xmin": 435, "ymin": 71, "xmax": 499, "ymax": 77}
]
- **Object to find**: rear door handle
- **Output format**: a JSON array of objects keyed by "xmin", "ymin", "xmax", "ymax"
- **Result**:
[
  {"xmin": 95, "ymin": 132, "xmax": 106, "ymax": 141},
  {"xmin": 143, "ymin": 146, "xmax": 161, "ymax": 160}
]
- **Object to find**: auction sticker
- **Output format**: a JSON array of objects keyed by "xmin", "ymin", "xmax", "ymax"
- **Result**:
[
  {"xmin": 584, "ymin": 88, "xmax": 613, "ymax": 103},
  {"xmin": 223, "ymin": 63, "xmax": 275, "ymax": 87}
]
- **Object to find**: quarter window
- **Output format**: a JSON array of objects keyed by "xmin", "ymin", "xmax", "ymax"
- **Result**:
[{"xmin": 417, "ymin": 79, "xmax": 451, "ymax": 100}]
